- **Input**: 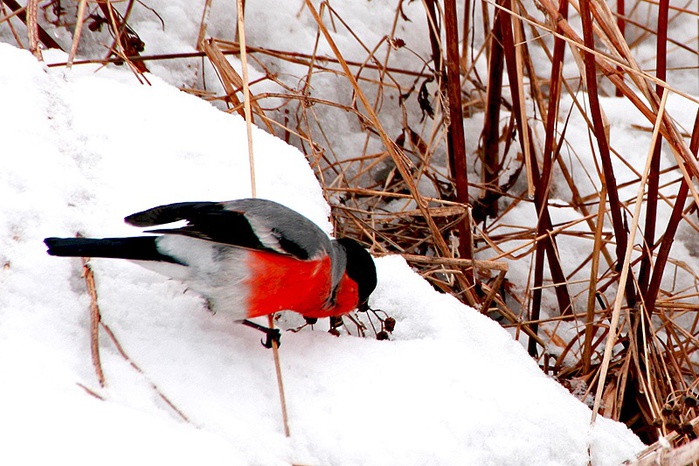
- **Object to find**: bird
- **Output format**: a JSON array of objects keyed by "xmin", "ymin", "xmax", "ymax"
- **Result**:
[{"xmin": 44, "ymin": 198, "xmax": 377, "ymax": 347}]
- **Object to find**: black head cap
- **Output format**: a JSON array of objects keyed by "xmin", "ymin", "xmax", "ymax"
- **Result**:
[{"xmin": 337, "ymin": 237, "xmax": 377, "ymax": 310}]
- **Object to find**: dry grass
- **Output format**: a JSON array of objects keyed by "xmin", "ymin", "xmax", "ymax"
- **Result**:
[{"xmin": 6, "ymin": 0, "xmax": 699, "ymax": 449}]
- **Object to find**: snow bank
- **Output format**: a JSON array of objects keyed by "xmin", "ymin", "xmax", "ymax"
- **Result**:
[{"xmin": 0, "ymin": 44, "xmax": 643, "ymax": 465}]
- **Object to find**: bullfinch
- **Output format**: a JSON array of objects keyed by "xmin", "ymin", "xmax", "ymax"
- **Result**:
[{"xmin": 44, "ymin": 198, "xmax": 377, "ymax": 346}]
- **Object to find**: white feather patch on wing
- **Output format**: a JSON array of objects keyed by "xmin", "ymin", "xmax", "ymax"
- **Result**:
[{"xmin": 244, "ymin": 214, "xmax": 287, "ymax": 254}]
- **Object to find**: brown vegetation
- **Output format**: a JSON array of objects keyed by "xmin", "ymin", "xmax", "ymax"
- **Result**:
[{"xmin": 4, "ymin": 0, "xmax": 699, "ymax": 452}]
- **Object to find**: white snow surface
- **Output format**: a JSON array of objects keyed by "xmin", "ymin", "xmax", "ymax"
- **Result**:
[{"xmin": 0, "ymin": 44, "xmax": 645, "ymax": 465}]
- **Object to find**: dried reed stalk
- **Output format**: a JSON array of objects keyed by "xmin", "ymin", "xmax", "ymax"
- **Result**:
[
  {"xmin": 67, "ymin": 0, "xmax": 89, "ymax": 69},
  {"xmin": 235, "ymin": 0, "xmax": 290, "ymax": 437},
  {"xmin": 196, "ymin": 0, "xmax": 213, "ymax": 51},
  {"xmin": 97, "ymin": 1, "xmax": 148, "ymax": 74},
  {"xmin": 201, "ymin": 38, "xmax": 275, "ymax": 133},
  {"xmin": 444, "ymin": 0, "xmax": 474, "ymax": 271},
  {"xmin": 76, "ymin": 250, "xmax": 189, "ymax": 421},
  {"xmin": 25, "ymin": 0, "xmax": 40, "ymax": 59},
  {"xmin": 80, "ymin": 256, "xmax": 105, "ymax": 387},
  {"xmin": 101, "ymin": 322, "xmax": 191, "ymax": 423},
  {"xmin": 592, "ymin": 90, "xmax": 670, "ymax": 423}
]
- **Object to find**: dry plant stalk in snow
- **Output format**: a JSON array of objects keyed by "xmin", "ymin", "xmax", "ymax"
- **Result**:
[
  {"xmin": 198, "ymin": 0, "xmax": 699, "ymax": 447},
  {"xmin": 8, "ymin": 0, "xmax": 699, "ymax": 448}
]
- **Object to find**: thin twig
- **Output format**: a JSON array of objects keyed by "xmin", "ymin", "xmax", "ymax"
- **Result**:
[
  {"xmin": 80, "ymin": 256, "xmax": 105, "ymax": 387},
  {"xmin": 67, "ymin": 0, "xmax": 88, "ymax": 69},
  {"xmin": 101, "ymin": 322, "xmax": 191, "ymax": 423},
  {"xmin": 237, "ymin": 0, "xmax": 290, "ymax": 437}
]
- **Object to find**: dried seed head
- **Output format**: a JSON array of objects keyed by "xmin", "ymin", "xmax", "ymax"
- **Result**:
[
  {"xmin": 680, "ymin": 423, "xmax": 695, "ymax": 436},
  {"xmin": 376, "ymin": 331, "xmax": 389, "ymax": 340},
  {"xmin": 390, "ymin": 38, "xmax": 406, "ymax": 49},
  {"xmin": 662, "ymin": 404, "xmax": 674, "ymax": 416},
  {"xmin": 684, "ymin": 396, "xmax": 698, "ymax": 407},
  {"xmin": 384, "ymin": 317, "xmax": 396, "ymax": 332}
]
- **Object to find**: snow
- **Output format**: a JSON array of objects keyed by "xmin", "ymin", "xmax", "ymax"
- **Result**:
[{"xmin": 0, "ymin": 42, "xmax": 646, "ymax": 465}]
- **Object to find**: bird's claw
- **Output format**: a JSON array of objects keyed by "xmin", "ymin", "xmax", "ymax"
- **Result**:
[
  {"xmin": 261, "ymin": 328, "xmax": 282, "ymax": 349},
  {"xmin": 241, "ymin": 319, "xmax": 282, "ymax": 349}
]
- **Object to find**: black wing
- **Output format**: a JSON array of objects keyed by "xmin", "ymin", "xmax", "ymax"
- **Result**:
[{"xmin": 125, "ymin": 199, "xmax": 329, "ymax": 260}]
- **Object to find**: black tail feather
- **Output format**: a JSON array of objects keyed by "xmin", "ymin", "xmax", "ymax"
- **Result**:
[{"xmin": 44, "ymin": 237, "xmax": 181, "ymax": 264}]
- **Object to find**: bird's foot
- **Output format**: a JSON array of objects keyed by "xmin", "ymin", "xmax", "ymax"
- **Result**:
[{"xmin": 241, "ymin": 319, "xmax": 281, "ymax": 348}]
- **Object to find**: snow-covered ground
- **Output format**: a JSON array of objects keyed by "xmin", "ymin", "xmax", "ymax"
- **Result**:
[{"xmin": 0, "ymin": 43, "xmax": 646, "ymax": 465}]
